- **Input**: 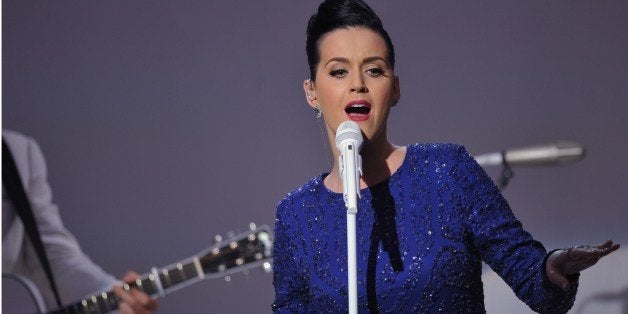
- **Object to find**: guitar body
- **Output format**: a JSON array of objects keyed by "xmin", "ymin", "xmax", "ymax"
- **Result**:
[{"xmin": 2, "ymin": 273, "xmax": 48, "ymax": 314}]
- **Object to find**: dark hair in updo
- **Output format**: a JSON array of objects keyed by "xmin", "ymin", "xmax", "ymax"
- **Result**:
[{"xmin": 306, "ymin": 0, "xmax": 396, "ymax": 80}]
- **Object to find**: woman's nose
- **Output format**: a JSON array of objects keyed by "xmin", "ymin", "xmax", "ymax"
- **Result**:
[{"xmin": 350, "ymin": 74, "xmax": 368, "ymax": 93}]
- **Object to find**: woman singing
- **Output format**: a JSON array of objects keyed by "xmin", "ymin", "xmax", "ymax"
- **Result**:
[{"xmin": 272, "ymin": 0, "xmax": 619, "ymax": 312}]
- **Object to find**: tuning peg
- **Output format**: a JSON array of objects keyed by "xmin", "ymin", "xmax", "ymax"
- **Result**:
[
  {"xmin": 213, "ymin": 234, "xmax": 223, "ymax": 244},
  {"xmin": 249, "ymin": 222, "xmax": 257, "ymax": 230},
  {"xmin": 224, "ymin": 275, "xmax": 231, "ymax": 282},
  {"xmin": 263, "ymin": 262, "xmax": 272, "ymax": 273}
]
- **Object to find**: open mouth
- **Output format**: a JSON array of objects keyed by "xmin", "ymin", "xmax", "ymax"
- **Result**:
[{"xmin": 345, "ymin": 101, "xmax": 371, "ymax": 117}]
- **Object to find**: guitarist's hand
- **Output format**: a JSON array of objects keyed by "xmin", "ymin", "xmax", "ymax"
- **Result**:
[{"xmin": 114, "ymin": 271, "xmax": 159, "ymax": 314}]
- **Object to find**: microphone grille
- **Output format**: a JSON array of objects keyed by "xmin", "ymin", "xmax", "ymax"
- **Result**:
[{"xmin": 335, "ymin": 121, "xmax": 363, "ymax": 150}]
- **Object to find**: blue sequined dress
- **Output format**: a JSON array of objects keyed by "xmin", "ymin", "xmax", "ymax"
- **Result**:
[{"xmin": 272, "ymin": 144, "xmax": 577, "ymax": 313}]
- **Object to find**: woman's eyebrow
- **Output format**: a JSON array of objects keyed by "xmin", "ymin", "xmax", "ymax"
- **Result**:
[
  {"xmin": 325, "ymin": 56, "xmax": 388, "ymax": 67},
  {"xmin": 363, "ymin": 56, "xmax": 388, "ymax": 65},
  {"xmin": 325, "ymin": 57, "xmax": 350, "ymax": 66}
]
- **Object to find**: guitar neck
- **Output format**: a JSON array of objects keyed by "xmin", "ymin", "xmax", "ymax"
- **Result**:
[
  {"xmin": 48, "ymin": 256, "xmax": 204, "ymax": 314},
  {"xmin": 48, "ymin": 225, "xmax": 273, "ymax": 314}
]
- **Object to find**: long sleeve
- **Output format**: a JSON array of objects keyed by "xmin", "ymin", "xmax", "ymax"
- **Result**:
[
  {"xmin": 2, "ymin": 131, "xmax": 117, "ymax": 309},
  {"xmin": 455, "ymin": 145, "xmax": 577, "ymax": 313},
  {"xmin": 271, "ymin": 198, "xmax": 311, "ymax": 313}
]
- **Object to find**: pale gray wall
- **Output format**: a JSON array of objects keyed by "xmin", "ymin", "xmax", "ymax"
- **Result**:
[{"xmin": 4, "ymin": 1, "xmax": 627, "ymax": 312}]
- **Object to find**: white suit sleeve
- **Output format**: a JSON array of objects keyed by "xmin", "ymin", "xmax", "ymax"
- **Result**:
[{"xmin": 7, "ymin": 133, "xmax": 117, "ymax": 308}]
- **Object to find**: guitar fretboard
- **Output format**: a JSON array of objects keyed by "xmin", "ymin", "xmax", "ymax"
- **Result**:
[{"xmin": 48, "ymin": 227, "xmax": 272, "ymax": 314}]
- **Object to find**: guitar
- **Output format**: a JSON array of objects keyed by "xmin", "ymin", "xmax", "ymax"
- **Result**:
[{"xmin": 45, "ymin": 224, "xmax": 273, "ymax": 314}]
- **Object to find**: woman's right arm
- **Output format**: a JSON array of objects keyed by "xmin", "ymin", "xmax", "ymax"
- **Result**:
[{"xmin": 271, "ymin": 199, "xmax": 310, "ymax": 313}]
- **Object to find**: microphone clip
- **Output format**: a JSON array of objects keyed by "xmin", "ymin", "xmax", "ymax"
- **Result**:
[{"xmin": 497, "ymin": 150, "xmax": 514, "ymax": 190}]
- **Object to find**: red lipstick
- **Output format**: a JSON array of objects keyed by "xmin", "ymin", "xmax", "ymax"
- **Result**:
[{"xmin": 344, "ymin": 100, "xmax": 371, "ymax": 121}]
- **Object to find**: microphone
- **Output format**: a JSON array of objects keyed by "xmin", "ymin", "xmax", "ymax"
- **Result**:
[
  {"xmin": 335, "ymin": 121, "xmax": 363, "ymax": 313},
  {"xmin": 335, "ymin": 121, "xmax": 363, "ymax": 213},
  {"xmin": 474, "ymin": 142, "xmax": 586, "ymax": 167}
]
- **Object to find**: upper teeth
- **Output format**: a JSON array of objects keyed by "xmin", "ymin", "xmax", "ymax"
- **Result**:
[{"xmin": 351, "ymin": 104, "xmax": 366, "ymax": 108}]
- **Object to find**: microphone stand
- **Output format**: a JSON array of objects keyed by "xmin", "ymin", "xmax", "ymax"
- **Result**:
[
  {"xmin": 497, "ymin": 150, "xmax": 514, "ymax": 190},
  {"xmin": 340, "ymin": 144, "xmax": 360, "ymax": 314}
]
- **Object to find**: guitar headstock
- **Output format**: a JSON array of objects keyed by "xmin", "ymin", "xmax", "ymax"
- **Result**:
[{"xmin": 199, "ymin": 223, "xmax": 273, "ymax": 279}]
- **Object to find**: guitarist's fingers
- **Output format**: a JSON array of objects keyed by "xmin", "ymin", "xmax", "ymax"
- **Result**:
[
  {"xmin": 130, "ymin": 289, "xmax": 158, "ymax": 312},
  {"xmin": 114, "ymin": 284, "xmax": 157, "ymax": 314},
  {"xmin": 122, "ymin": 271, "xmax": 140, "ymax": 282},
  {"xmin": 118, "ymin": 302, "xmax": 134, "ymax": 314},
  {"xmin": 115, "ymin": 271, "xmax": 158, "ymax": 314},
  {"xmin": 113, "ymin": 285, "xmax": 137, "ymax": 311}
]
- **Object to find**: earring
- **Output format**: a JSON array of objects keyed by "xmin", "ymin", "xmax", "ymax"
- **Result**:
[{"xmin": 314, "ymin": 105, "xmax": 322, "ymax": 118}]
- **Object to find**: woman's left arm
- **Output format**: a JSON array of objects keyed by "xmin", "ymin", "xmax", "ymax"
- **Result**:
[{"xmin": 453, "ymin": 145, "xmax": 578, "ymax": 312}]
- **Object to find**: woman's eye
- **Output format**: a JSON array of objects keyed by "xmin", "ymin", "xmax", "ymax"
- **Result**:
[
  {"xmin": 366, "ymin": 68, "xmax": 385, "ymax": 77},
  {"xmin": 330, "ymin": 69, "xmax": 348, "ymax": 78}
]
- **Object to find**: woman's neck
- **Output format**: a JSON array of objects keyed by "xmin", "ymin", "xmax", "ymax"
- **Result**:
[{"xmin": 324, "ymin": 136, "xmax": 406, "ymax": 193}]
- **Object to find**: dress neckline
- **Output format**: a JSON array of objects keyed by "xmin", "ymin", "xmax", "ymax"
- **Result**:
[{"xmin": 319, "ymin": 144, "xmax": 412, "ymax": 197}]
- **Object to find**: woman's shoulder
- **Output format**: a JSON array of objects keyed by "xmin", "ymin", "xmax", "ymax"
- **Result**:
[
  {"xmin": 276, "ymin": 174, "xmax": 326, "ymax": 210},
  {"xmin": 401, "ymin": 143, "xmax": 479, "ymax": 179},
  {"xmin": 406, "ymin": 142, "xmax": 471, "ymax": 160}
]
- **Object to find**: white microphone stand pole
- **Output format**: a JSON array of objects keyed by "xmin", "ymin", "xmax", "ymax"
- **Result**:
[{"xmin": 339, "ymin": 143, "xmax": 361, "ymax": 314}]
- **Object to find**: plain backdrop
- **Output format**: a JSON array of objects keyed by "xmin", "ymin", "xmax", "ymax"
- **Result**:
[{"xmin": 3, "ymin": 1, "xmax": 627, "ymax": 313}]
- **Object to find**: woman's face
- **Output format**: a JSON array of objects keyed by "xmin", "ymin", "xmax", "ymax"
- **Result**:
[{"xmin": 305, "ymin": 27, "xmax": 399, "ymax": 146}]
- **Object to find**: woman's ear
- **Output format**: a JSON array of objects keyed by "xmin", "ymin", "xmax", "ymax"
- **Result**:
[
  {"xmin": 393, "ymin": 75, "xmax": 401, "ymax": 106},
  {"xmin": 303, "ymin": 79, "xmax": 317, "ymax": 109}
]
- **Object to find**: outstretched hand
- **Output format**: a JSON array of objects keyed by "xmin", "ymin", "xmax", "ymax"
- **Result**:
[
  {"xmin": 113, "ymin": 271, "xmax": 159, "ymax": 314},
  {"xmin": 546, "ymin": 240, "xmax": 620, "ymax": 291}
]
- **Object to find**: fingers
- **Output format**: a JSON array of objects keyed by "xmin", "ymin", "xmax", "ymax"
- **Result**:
[
  {"xmin": 596, "ymin": 240, "xmax": 613, "ymax": 249},
  {"xmin": 545, "ymin": 251, "xmax": 571, "ymax": 291},
  {"xmin": 567, "ymin": 246, "xmax": 601, "ymax": 261},
  {"xmin": 560, "ymin": 240, "xmax": 620, "ymax": 274},
  {"xmin": 595, "ymin": 240, "xmax": 620, "ymax": 257},
  {"xmin": 570, "ymin": 240, "xmax": 620, "ymax": 261},
  {"xmin": 119, "ymin": 302, "xmax": 134, "ymax": 314},
  {"xmin": 128, "ymin": 289, "xmax": 158, "ymax": 313},
  {"xmin": 113, "ymin": 285, "xmax": 158, "ymax": 314},
  {"xmin": 123, "ymin": 271, "xmax": 140, "ymax": 283},
  {"xmin": 113, "ymin": 271, "xmax": 158, "ymax": 314},
  {"xmin": 546, "ymin": 267, "xmax": 570, "ymax": 291},
  {"xmin": 113, "ymin": 285, "xmax": 135, "ymax": 310},
  {"xmin": 546, "ymin": 241, "xmax": 620, "ymax": 291}
]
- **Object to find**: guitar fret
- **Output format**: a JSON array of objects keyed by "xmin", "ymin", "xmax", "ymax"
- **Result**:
[
  {"xmin": 82, "ymin": 296, "xmax": 100, "ymax": 314},
  {"xmin": 202, "ymin": 248, "xmax": 239, "ymax": 272},
  {"xmin": 104, "ymin": 291, "xmax": 119, "ymax": 312},
  {"xmin": 150, "ymin": 267, "xmax": 166, "ymax": 297},
  {"xmin": 96, "ymin": 292, "xmax": 110, "ymax": 314},
  {"xmin": 94, "ymin": 295, "xmax": 105, "ymax": 314},
  {"xmin": 99, "ymin": 292, "xmax": 109, "ymax": 313},
  {"xmin": 59, "ymin": 289, "xmax": 119, "ymax": 314},
  {"xmin": 185, "ymin": 260, "xmax": 201, "ymax": 279},
  {"xmin": 140, "ymin": 275, "xmax": 157, "ymax": 296},
  {"xmin": 167, "ymin": 263, "xmax": 185, "ymax": 286},
  {"xmin": 80, "ymin": 299, "xmax": 89, "ymax": 313},
  {"xmin": 193, "ymin": 256, "xmax": 205, "ymax": 279},
  {"xmin": 159, "ymin": 269, "xmax": 172, "ymax": 290}
]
